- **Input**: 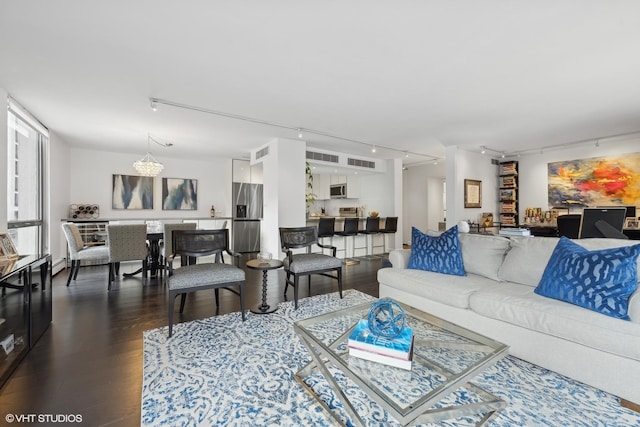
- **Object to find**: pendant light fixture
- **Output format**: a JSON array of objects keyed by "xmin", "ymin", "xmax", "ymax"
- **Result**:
[{"xmin": 133, "ymin": 134, "xmax": 164, "ymax": 177}]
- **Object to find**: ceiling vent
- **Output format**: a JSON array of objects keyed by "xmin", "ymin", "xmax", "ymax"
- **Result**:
[
  {"xmin": 347, "ymin": 157, "xmax": 376, "ymax": 169},
  {"xmin": 306, "ymin": 150, "xmax": 339, "ymax": 163},
  {"xmin": 256, "ymin": 146, "xmax": 269, "ymax": 160}
]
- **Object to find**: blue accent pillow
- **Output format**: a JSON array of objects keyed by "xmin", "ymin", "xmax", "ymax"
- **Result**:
[
  {"xmin": 534, "ymin": 237, "xmax": 640, "ymax": 320},
  {"xmin": 408, "ymin": 226, "xmax": 466, "ymax": 276}
]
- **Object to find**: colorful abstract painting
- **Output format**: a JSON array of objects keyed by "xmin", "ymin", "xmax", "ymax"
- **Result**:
[
  {"xmin": 112, "ymin": 174, "xmax": 154, "ymax": 210},
  {"xmin": 548, "ymin": 153, "xmax": 640, "ymax": 207},
  {"xmin": 162, "ymin": 178, "xmax": 197, "ymax": 210}
]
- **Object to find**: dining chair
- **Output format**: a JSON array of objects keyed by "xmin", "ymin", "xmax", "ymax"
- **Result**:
[
  {"xmin": 279, "ymin": 226, "xmax": 343, "ymax": 309},
  {"xmin": 61, "ymin": 223, "xmax": 110, "ymax": 286},
  {"xmin": 167, "ymin": 229, "xmax": 246, "ymax": 337},
  {"xmin": 161, "ymin": 222, "xmax": 197, "ymax": 276},
  {"xmin": 106, "ymin": 224, "xmax": 149, "ymax": 291}
]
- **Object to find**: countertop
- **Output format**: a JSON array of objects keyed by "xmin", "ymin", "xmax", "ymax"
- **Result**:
[
  {"xmin": 63, "ymin": 217, "xmax": 232, "ymax": 222},
  {"xmin": 306, "ymin": 216, "xmax": 387, "ymax": 220}
]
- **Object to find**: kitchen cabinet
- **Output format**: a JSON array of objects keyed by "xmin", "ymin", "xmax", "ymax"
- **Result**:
[
  {"xmin": 233, "ymin": 159, "xmax": 252, "ymax": 183},
  {"xmin": 312, "ymin": 174, "xmax": 330, "ymax": 200},
  {"xmin": 346, "ymin": 175, "xmax": 360, "ymax": 198},
  {"xmin": 330, "ymin": 175, "xmax": 347, "ymax": 185}
]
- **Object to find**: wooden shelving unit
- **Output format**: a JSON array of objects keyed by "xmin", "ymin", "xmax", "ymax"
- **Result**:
[{"xmin": 499, "ymin": 161, "xmax": 519, "ymax": 228}]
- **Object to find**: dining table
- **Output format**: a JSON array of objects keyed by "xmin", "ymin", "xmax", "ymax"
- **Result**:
[{"xmin": 96, "ymin": 226, "xmax": 164, "ymax": 279}]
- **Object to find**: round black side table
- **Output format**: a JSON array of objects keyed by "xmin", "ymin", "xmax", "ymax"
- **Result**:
[{"xmin": 246, "ymin": 258, "xmax": 283, "ymax": 314}]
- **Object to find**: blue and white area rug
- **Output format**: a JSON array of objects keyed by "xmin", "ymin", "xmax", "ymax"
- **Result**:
[{"xmin": 142, "ymin": 290, "xmax": 640, "ymax": 426}]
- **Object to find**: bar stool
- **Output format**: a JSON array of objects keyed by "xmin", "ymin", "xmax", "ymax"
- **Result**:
[
  {"xmin": 359, "ymin": 217, "xmax": 380, "ymax": 258},
  {"xmin": 336, "ymin": 217, "xmax": 360, "ymax": 262},
  {"xmin": 380, "ymin": 217, "xmax": 398, "ymax": 253},
  {"xmin": 317, "ymin": 217, "xmax": 336, "ymax": 255}
]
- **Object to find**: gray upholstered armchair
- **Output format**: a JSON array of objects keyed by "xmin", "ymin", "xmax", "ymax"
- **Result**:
[
  {"xmin": 279, "ymin": 226, "xmax": 343, "ymax": 309},
  {"xmin": 167, "ymin": 229, "xmax": 246, "ymax": 337},
  {"xmin": 61, "ymin": 223, "xmax": 110, "ymax": 286}
]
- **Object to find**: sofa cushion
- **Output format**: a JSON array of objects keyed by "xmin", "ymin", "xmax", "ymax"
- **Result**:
[
  {"xmin": 458, "ymin": 233, "xmax": 510, "ymax": 281},
  {"xmin": 408, "ymin": 226, "xmax": 465, "ymax": 276},
  {"xmin": 534, "ymin": 237, "xmax": 640, "ymax": 320},
  {"xmin": 469, "ymin": 284, "xmax": 640, "ymax": 361},
  {"xmin": 498, "ymin": 236, "xmax": 559, "ymax": 286},
  {"xmin": 377, "ymin": 267, "xmax": 500, "ymax": 309}
]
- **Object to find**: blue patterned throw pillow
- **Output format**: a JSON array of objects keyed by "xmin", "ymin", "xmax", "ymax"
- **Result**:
[
  {"xmin": 408, "ymin": 226, "xmax": 465, "ymax": 276},
  {"xmin": 534, "ymin": 237, "xmax": 640, "ymax": 320}
]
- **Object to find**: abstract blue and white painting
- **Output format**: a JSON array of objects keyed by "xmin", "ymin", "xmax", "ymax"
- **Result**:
[
  {"xmin": 112, "ymin": 174, "xmax": 154, "ymax": 210},
  {"xmin": 162, "ymin": 178, "xmax": 197, "ymax": 210}
]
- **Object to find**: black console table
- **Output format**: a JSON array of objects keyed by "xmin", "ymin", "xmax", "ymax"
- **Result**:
[
  {"xmin": 0, "ymin": 255, "xmax": 52, "ymax": 388},
  {"xmin": 528, "ymin": 226, "xmax": 640, "ymax": 240}
]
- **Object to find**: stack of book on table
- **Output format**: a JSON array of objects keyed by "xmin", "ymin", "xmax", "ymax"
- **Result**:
[
  {"xmin": 347, "ymin": 319, "xmax": 414, "ymax": 370},
  {"xmin": 498, "ymin": 228, "xmax": 531, "ymax": 237}
]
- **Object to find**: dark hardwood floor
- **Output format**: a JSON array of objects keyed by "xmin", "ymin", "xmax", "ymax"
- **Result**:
[{"xmin": 0, "ymin": 256, "xmax": 382, "ymax": 426}]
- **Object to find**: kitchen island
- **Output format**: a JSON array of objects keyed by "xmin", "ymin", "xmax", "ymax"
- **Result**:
[{"xmin": 306, "ymin": 216, "xmax": 394, "ymax": 259}]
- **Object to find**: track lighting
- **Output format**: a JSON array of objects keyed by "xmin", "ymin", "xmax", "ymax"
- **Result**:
[
  {"xmin": 480, "ymin": 146, "xmax": 486, "ymax": 154},
  {"xmin": 298, "ymin": 129, "xmax": 303, "ymax": 139},
  {"xmin": 405, "ymin": 151, "xmax": 409, "ymax": 158},
  {"xmin": 595, "ymin": 140, "xmax": 600, "ymax": 147},
  {"xmin": 371, "ymin": 145, "xmax": 377, "ymax": 153},
  {"xmin": 150, "ymin": 101, "xmax": 157, "ymax": 111}
]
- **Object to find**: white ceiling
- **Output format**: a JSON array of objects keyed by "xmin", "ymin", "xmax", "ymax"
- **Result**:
[{"xmin": 1, "ymin": 1, "xmax": 640, "ymax": 166}]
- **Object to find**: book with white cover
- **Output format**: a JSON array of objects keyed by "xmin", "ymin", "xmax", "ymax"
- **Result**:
[
  {"xmin": 347, "ymin": 319, "xmax": 414, "ymax": 359},
  {"xmin": 348, "ymin": 347, "xmax": 412, "ymax": 370}
]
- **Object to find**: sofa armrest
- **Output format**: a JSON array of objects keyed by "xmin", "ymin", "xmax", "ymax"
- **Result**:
[{"xmin": 389, "ymin": 249, "xmax": 411, "ymax": 269}]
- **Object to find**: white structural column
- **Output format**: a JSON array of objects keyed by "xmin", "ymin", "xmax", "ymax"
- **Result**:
[
  {"xmin": 257, "ymin": 138, "xmax": 306, "ymax": 258},
  {"xmin": 445, "ymin": 145, "xmax": 462, "ymax": 230},
  {"xmin": 391, "ymin": 157, "xmax": 403, "ymax": 251}
]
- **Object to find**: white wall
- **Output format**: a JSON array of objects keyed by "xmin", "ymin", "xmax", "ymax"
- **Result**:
[
  {"xmin": 402, "ymin": 161, "xmax": 446, "ymax": 243},
  {"xmin": 445, "ymin": 146, "xmax": 499, "ymax": 229},
  {"xmin": 355, "ymin": 160, "xmax": 396, "ymax": 217},
  {"xmin": 69, "ymin": 147, "xmax": 232, "ymax": 219},
  {"xmin": 50, "ymin": 131, "xmax": 71, "ymax": 271},
  {"xmin": 518, "ymin": 135, "xmax": 640, "ymax": 221},
  {"xmin": 0, "ymin": 88, "xmax": 7, "ymax": 230}
]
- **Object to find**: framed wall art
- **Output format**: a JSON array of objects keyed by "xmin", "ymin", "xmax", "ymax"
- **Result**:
[
  {"xmin": 548, "ymin": 152, "xmax": 640, "ymax": 207},
  {"xmin": 162, "ymin": 178, "xmax": 197, "ymax": 210},
  {"xmin": 625, "ymin": 218, "xmax": 639, "ymax": 229},
  {"xmin": 0, "ymin": 232, "xmax": 19, "ymax": 260},
  {"xmin": 464, "ymin": 179, "xmax": 482, "ymax": 208},
  {"xmin": 112, "ymin": 174, "xmax": 154, "ymax": 210}
]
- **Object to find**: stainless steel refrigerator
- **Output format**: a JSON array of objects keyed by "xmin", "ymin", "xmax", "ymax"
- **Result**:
[{"xmin": 232, "ymin": 183, "xmax": 263, "ymax": 253}]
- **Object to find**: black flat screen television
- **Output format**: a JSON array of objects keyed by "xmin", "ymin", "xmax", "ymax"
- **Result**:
[{"xmin": 579, "ymin": 207, "xmax": 627, "ymax": 239}]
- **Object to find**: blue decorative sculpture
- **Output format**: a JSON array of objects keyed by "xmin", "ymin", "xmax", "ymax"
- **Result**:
[{"xmin": 367, "ymin": 298, "xmax": 406, "ymax": 338}]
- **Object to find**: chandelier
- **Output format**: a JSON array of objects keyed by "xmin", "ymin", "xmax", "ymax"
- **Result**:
[{"xmin": 133, "ymin": 134, "xmax": 164, "ymax": 177}]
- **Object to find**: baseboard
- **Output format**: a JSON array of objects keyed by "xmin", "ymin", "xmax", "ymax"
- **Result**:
[{"xmin": 52, "ymin": 258, "xmax": 66, "ymax": 276}]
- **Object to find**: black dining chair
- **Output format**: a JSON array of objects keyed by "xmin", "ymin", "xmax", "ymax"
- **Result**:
[
  {"xmin": 279, "ymin": 226, "xmax": 343, "ymax": 309},
  {"xmin": 557, "ymin": 214, "xmax": 582, "ymax": 239},
  {"xmin": 167, "ymin": 229, "xmax": 246, "ymax": 337}
]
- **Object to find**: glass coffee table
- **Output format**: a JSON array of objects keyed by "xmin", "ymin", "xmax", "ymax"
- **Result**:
[{"xmin": 293, "ymin": 300, "xmax": 509, "ymax": 426}]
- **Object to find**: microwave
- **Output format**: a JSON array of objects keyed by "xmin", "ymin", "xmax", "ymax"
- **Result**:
[{"xmin": 330, "ymin": 183, "xmax": 347, "ymax": 199}]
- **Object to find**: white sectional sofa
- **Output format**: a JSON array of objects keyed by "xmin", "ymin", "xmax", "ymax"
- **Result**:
[{"xmin": 377, "ymin": 233, "xmax": 640, "ymax": 405}]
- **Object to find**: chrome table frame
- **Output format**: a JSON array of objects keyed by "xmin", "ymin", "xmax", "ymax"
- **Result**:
[{"xmin": 293, "ymin": 301, "xmax": 509, "ymax": 426}]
